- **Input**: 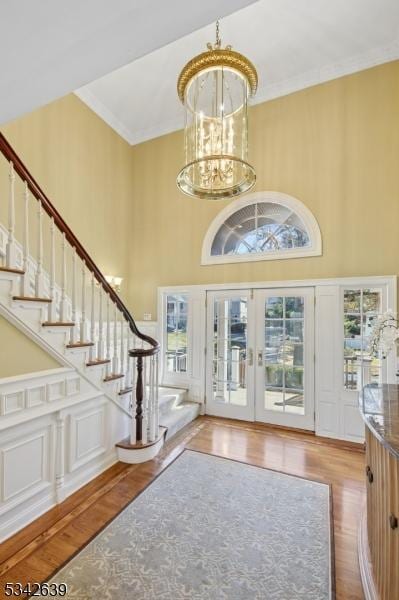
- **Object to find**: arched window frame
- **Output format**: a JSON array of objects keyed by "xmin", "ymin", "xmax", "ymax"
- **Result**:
[{"xmin": 201, "ymin": 191, "xmax": 322, "ymax": 265}]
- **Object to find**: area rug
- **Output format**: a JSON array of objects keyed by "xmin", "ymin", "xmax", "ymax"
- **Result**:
[{"xmin": 51, "ymin": 450, "xmax": 333, "ymax": 599}]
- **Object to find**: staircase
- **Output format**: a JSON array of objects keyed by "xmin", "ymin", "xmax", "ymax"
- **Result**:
[{"xmin": 0, "ymin": 132, "xmax": 199, "ymax": 462}]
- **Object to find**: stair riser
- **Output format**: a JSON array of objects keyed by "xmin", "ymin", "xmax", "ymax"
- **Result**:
[
  {"xmin": 159, "ymin": 396, "xmax": 180, "ymax": 415},
  {"xmin": 160, "ymin": 403, "xmax": 200, "ymax": 440}
]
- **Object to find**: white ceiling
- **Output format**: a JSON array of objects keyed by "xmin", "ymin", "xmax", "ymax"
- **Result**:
[
  {"xmin": 76, "ymin": 0, "xmax": 399, "ymax": 145},
  {"xmin": 0, "ymin": 0, "xmax": 255, "ymax": 126}
]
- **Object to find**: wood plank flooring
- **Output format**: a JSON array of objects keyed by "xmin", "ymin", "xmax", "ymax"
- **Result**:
[{"xmin": 0, "ymin": 417, "xmax": 366, "ymax": 599}]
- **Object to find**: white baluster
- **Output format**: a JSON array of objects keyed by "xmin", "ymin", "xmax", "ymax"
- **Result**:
[
  {"xmin": 142, "ymin": 357, "xmax": 148, "ymax": 444},
  {"xmin": 21, "ymin": 182, "xmax": 30, "ymax": 296},
  {"xmin": 113, "ymin": 304, "xmax": 119, "ymax": 374},
  {"xmin": 59, "ymin": 233, "xmax": 67, "ymax": 321},
  {"xmin": 148, "ymin": 355, "xmax": 155, "ymax": 442},
  {"xmin": 89, "ymin": 273, "xmax": 96, "ymax": 361},
  {"xmin": 35, "ymin": 202, "xmax": 44, "ymax": 296},
  {"xmin": 48, "ymin": 218, "xmax": 56, "ymax": 322},
  {"xmin": 155, "ymin": 354, "xmax": 159, "ymax": 437},
  {"xmin": 98, "ymin": 287, "xmax": 104, "ymax": 359},
  {"xmin": 126, "ymin": 329, "xmax": 133, "ymax": 388},
  {"xmin": 80, "ymin": 261, "xmax": 86, "ymax": 343},
  {"xmin": 119, "ymin": 317, "xmax": 125, "ymax": 390},
  {"xmin": 106, "ymin": 295, "xmax": 111, "ymax": 374},
  {"xmin": 130, "ymin": 357, "xmax": 137, "ymax": 445},
  {"xmin": 6, "ymin": 162, "xmax": 16, "ymax": 268},
  {"xmin": 69, "ymin": 249, "xmax": 77, "ymax": 343}
]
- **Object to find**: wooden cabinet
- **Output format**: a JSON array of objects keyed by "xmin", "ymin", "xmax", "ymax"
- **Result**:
[{"xmin": 360, "ymin": 426, "xmax": 399, "ymax": 599}]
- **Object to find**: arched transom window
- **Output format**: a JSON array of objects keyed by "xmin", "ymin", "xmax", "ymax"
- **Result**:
[{"xmin": 201, "ymin": 191, "xmax": 322, "ymax": 265}]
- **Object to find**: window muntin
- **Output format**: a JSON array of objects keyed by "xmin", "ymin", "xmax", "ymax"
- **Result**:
[
  {"xmin": 202, "ymin": 192, "xmax": 321, "ymax": 265},
  {"xmin": 166, "ymin": 294, "xmax": 188, "ymax": 373},
  {"xmin": 343, "ymin": 288, "xmax": 382, "ymax": 390},
  {"xmin": 211, "ymin": 201, "xmax": 310, "ymax": 257}
]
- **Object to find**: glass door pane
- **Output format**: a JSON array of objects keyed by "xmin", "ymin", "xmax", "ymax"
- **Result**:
[
  {"xmin": 264, "ymin": 296, "xmax": 304, "ymax": 415},
  {"xmin": 256, "ymin": 288, "xmax": 315, "ymax": 430},
  {"xmin": 343, "ymin": 287, "xmax": 383, "ymax": 390},
  {"xmin": 213, "ymin": 297, "xmax": 248, "ymax": 406},
  {"xmin": 206, "ymin": 291, "xmax": 254, "ymax": 421}
]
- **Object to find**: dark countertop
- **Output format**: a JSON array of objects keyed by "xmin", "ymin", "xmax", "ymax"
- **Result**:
[{"xmin": 360, "ymin": 384, "xmax": 399, "ymax": 459}]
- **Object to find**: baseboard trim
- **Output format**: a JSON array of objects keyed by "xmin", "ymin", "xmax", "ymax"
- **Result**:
[
  {"xmin": 204, "ymin": 416, "xmax": 365, "ymax": 452},
  {"xmin": 63, "ymin": 450, "xmax": 118, "ymax": 499},
  {"xmin": 0, "ymin": 493, "xmax": 56, "ymax": 543}
]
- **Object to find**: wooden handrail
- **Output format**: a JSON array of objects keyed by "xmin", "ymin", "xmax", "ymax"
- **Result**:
[{"xmin": 0, "ymin": 132, "xmax": 159, "ymax": 357}]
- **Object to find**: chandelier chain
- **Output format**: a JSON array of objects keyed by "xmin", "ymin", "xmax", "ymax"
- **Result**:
[{"xmin": 216, "ymin": 20, "xmax": 221, "ymax": 48}]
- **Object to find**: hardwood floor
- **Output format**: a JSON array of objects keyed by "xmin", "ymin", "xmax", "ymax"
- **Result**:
[{"xmin": 0, "ymin": 417, "xmax": 366, "ymax": 599}]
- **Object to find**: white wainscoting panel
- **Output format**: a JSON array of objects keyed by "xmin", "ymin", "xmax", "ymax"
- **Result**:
[
  {"xmin": 1, "ymin": 390, "xmax": 25, "ymax": 415},
  {"xmin": 47, "ymin": 379, "xmax": 66, "ymax": 402},
  {"xmin": 68, "ymin": 402, "xmax": 107, "ymax": 473},
  {"xmin": 1, "ymin": 425, "xmax": 52, "ymax": 505},
  {"xmin": 26, "ymin": 384, "xmax": 47, "ymax": 408},
  {"xmin": 0, "ymin": 416, "xmax": 55, "ymax": 541},
  {"xmin": 0, "ymin": 369, "xmax": 130, "ymax": 542}
]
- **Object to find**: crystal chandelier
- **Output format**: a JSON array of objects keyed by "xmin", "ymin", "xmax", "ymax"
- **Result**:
[{"xmin": 177, "ymin": 21, "xmax": 258, "ymax": 200}]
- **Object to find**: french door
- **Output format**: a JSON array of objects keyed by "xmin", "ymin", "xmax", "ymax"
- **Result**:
[{"xmin": 206, "ymin": 288, "xmax": 315, "ymax": 430}]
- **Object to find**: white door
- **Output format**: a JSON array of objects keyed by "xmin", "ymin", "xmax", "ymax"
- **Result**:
[
  {"xmin": 206, "ymin": 290, "xmax": 255, "ymax": 420},
  {"xmin": 206, "ymin": 287, "xmax": 315, "ymax": 430},
  {"xmin": 254, "ymin": 288, "xmax": 315, "ymax": 430}
]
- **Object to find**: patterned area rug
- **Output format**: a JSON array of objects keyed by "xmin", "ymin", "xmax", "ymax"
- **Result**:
[{"xmin": 51, "ymin": 450, "xmax": 333, "ymax": 599}]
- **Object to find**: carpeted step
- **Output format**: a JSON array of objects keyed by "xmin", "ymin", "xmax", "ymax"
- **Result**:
[
  {"xmin": 160, "ymin": 401, "xmax": 200, "ymax": 440},
  {"xmin": 158, "ymin": 387, "xmax": 187, "ymax": 416}
]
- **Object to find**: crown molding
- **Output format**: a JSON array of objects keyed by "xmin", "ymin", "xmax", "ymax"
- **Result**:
[
  {"xmin": 76, "ymin": 40, "xmax": 399, "ymax": 147},
  {"xmin": 254, "ymin": 40, "xmax": 399, "ymax": 106},
  {"xmin": 75, "ymin": 88, "xmax": 136, "ymax": 145}
]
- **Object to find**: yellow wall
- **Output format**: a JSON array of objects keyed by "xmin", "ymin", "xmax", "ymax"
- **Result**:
[
  {"xmin": 1, "ymin": 62, "xmax": 398, "ymax": 376},
  {"xmin": 0, "ymin": 94, "xmax": 134, "ymax": 376},
  {"xmin": 0, "ymin": 315, "xmax": 59, "ymax": 378},
  {"xmin": 129, "ymin": 61, "xmax": 399, "ymax": 318},
  {"xmin": 1, "ymin": 94, "xmax": 134, "ymax": 283}
]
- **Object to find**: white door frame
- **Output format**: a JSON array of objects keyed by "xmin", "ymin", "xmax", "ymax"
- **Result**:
[{"xmin": 158, "ymin": 275, "xmax": 397, "ymax": 441}]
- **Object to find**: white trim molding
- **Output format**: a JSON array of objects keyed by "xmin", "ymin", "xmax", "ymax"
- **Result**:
[
  {"xmin": 201, "ymin": 191, "xmax": 322, "ymax": 265},
  {"xmin": 0, "ymin": 369, "xmax": 129, "ymax": 541},
  {"xmin": 158, "ymin": 275, "xmax": 397, "ymax": 443}
]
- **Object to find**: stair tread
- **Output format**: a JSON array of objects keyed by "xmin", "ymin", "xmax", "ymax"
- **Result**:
[
  {"xmin": 67, "ymin": 341, "xmax": 94, "ymax": 348},
  {"xmin": 86, "ymin": 359, "xmax": 110, "ymax": 366},
  {"xmin": 13, "ymin": 295, "xmax": 52, "ymax": 303},
  {"xmin": 0, "ymin": 266, "xmax": 25, "ymax": 275},
  {"xmin": 104, "ymin": 373, "xmax": 124, "ymax": 382},
  {"xmin": 43, "ymin": 321, "xmax": 75, "ymax": 327},
  {"xmin": 159, "ymin": 386, "xmax": 188, "ymax": 395},
  {"xmin": 118, "ymin": 387, "xmax": 133, "ymax": 396}
]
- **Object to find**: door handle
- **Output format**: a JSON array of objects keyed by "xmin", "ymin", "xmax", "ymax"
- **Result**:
[
  {"xmin": 248, "ymin": 348, "xmax": 254, "ymax": 366},
  {"xmin": 257, "ymin": 350, "xmax": 263, "ymax": 367}
]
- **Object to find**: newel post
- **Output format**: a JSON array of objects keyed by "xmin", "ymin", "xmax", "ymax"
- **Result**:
[{"xmin": 135, "ymin": 356, "xmax": 144, "ymax": 442}]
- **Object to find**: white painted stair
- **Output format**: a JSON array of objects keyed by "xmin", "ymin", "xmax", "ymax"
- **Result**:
[
  {"xmin": 158, "ymin": 387, "xmax": 201, "ymax": 440},
  {"xmin": 0, "ymin": 133, "xmax": 202, "ymax": 458}
]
